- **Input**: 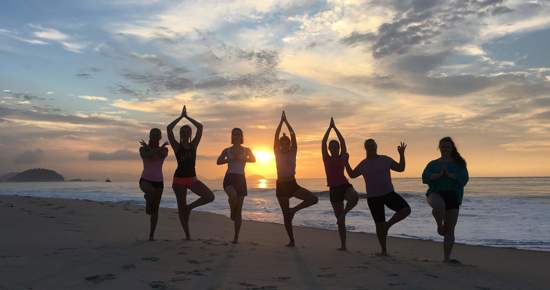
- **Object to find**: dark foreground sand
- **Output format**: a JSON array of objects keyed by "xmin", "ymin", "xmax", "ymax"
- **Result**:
[{"xmin": 0, "ymin": 195, "xmax": 548, "ymax": 290}]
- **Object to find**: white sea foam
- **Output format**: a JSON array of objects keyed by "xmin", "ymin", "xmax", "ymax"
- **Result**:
[{"xmin": 1, "ymin": 177, "xmax": 549, "ymax": 251}]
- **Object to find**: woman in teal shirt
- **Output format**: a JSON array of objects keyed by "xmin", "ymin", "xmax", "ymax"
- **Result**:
[{"xmin": 422, "ymin": 137, "xmax": 469, "ymax": 263}]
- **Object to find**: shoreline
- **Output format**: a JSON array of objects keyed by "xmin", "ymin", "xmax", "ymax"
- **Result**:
[
  {"xmin": 2, "ymin": 192, "xmax": 549, "ymax": 253},
  {"xmin": 1, "ymin": 194, "xmax": 549, "ymax": 290}
]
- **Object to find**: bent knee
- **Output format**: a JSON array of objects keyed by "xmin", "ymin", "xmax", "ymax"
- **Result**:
[
  {"xmin": 402, "ymin": 206, "xmax": 411, "ymax": 216},
  {"xmin": 206, "ymin": 193, "xmax": 215, "ymax": 202},
  {"xmin": 310, "ymin": 196, "xmax": 319, "ymax": 204}
]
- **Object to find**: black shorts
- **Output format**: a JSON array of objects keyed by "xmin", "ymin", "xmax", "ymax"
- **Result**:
[
  {"xmin": 367, "ymin": 191, "xmax": 410, "ymax": 223},
  {"xmin": 140, "ymin": 178, "xmax": 164, "ymax": 189},
  {"xmin": 139, "ymin": 178, "xmax": 163, "ymax": 215},
  {"xmin": 428, "ymin": 190, "xmax": 460, "ymax": 210},
  {"xmin": 329, "ymin": 183, "xmax": 353, "ymax": 203},
  {"xmin": 276, "ymin": 178, "xmax": 302, "ymax": 198},
  {"xmin": 223, "ymin": 173, "xmax": 248, "ymax": 196}
]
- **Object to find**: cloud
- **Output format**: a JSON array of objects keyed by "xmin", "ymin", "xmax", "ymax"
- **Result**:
[
  {"xmin": 30, "ymin": 25, "xmax": 87, "ymax": 53},
  {"xmin": 341, "ymin": 0, "xmax": 512, "ymax": 58},
  {"xmin": 0, "ymin": 28, "xmax": 48, "ymax": 45},
  {"xmin": 78, "ymin": 95, "xmax": 108, "ymax": 101},
  {"xmin": 88, "ymin": 150, "xmax": 138, "ymax": 161},
  {"xmin": 14, "ymin": 149, "xmax": 45, "ymax": 164}
]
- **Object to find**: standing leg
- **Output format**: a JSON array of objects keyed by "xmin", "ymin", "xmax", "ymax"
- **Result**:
[
  {"xmin": 140, "ymin": 181, "xmax": 161, "ymax": 241},
  {"xmin": 233, "ymin": 196, "xmax": 245, "ymax": 243},
  {"xmin": 331, "ymin": 201, "xmax": 346, "ymax": 250},
  {"xmin": 333, "ymin": 187, "xmax": 359, "ymax": 251},
  {"xmin": 444, "ymin": 209, "xmax": 460, "ymax": 263},
  {"xmin": 149, "ymin": 189, "xmax": 162, "ymax": 241},
  {"xmin": 225, "ymin": 185, "xmax": 238, "ymax": 221},
  {"xmin": 277, "ymin": 196, "xmax": 295, "ymax": 247},
  {"xmin": 173, "ymin": 184, "xmax": 190, "ymax": 240},
  {"xmin": 427, "ymin": 194, "xmax": 447, "ymax": 236},
  {"xmin": 367, "ymin": 197, "xmax": 388, "ymax": 256}
]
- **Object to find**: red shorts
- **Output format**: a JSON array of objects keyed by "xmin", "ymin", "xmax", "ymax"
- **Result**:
[{"xmin": 173, "ymin": 176, "xmax": 198, "ymax": 187}]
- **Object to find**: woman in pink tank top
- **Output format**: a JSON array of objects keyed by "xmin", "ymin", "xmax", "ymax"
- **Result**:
[
  {"xmin": 322, "ymin": 117, "xmax": 358, "ymax": 251},
  {"xmin": 139, "ymin": 128, "xmax": 168, "ymax": 241}
]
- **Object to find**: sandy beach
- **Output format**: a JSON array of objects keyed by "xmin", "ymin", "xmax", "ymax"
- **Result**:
[{"xmin": 0, "ymin": 194, "xmax": 548, "ymax": 290}]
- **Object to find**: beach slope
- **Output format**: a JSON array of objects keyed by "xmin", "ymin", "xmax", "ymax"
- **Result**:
[{"xmin": 0, "ymin": 195, "xmax": 548, "ymax": 290}]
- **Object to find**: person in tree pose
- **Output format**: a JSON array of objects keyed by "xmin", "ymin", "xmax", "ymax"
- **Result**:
[{"xmin": 167, "ymin": 105, "xmax": 215, "ymax": 240}]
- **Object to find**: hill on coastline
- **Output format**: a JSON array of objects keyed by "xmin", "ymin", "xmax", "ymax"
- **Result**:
[{"xmin": 6, "ymin": 168, "xmax": 65, "ymax": 182}]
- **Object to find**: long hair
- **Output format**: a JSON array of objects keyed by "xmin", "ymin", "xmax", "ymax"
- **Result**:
[{"xmin": 439, "ymin": 136, "xmax": 466, "ymax": 168}]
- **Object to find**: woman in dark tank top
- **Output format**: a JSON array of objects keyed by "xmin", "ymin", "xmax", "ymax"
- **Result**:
[{"xmin": 167, "ymin": 106, "xmax": 215, "ymax": 240}]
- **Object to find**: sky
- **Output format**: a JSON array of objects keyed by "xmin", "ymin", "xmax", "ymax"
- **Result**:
[{"xmin": 1, "ymin": 0, "xmax": 550, "ymax": 180}]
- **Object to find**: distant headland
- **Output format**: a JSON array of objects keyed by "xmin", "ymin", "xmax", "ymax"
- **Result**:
[{"xmin": 2, "ymin": 168, "xmax": 65, "ymax": 182}]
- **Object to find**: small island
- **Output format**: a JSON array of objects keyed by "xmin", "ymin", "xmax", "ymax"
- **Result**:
[{"xmin": 5, "ymin": 168, "xmax": 65, "ymax": 182}]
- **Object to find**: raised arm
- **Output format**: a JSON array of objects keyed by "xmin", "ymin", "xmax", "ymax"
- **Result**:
[
  {"xmin": 167, "ymin": 107, "xmax": 185, "ymax": 150},
  {"xmin": 184, "ymin": 109, "xmax": 203, "ymax": 147},
  {"xmin": 282, "ymin": 112, "xmax": 297, "ymax": 151},
  {"xmin": 332, "ymin": 120, "xmax": 347, "ymax": 154},
  {"xmin": 274, "ymin": 113, "xmax": 284, "ymax": 151},
  {"xmin": 390, "ymin": 142, "xmax": 406, "ymax": 172},
  {"xmin": 321, "ymin": 119, "xmax": 332, "ymax": 159}
]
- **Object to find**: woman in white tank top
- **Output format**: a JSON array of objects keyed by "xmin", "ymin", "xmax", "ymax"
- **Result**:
[{"xmin": 216, "ymin": 128, "xmax": 256, "ymax": 243}]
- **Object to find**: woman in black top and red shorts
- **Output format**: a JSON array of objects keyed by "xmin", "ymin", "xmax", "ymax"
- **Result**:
[
  {"xmin": 167, "ymin": 106, "xmax": 215, "ymax": 240},
  {"xmin": 321, "ymin": 117, "xmax": 358, "ymax": 251}
]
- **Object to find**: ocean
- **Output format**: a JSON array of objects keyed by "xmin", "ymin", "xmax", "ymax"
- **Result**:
[{"xmin": 1, "ymin": 177, "xmax": 549, "ymax": 251}]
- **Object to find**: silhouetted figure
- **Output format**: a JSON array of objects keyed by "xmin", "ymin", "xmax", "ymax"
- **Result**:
[
  {"xmin": 346, "ymin": 139, "xmax": 411, "ymax": 256},
  {"xmin": 274, "ymin": 111, "xmax": 318, "ymax": 247},
  {"xmin": 217, "ymin": 128, "xmax": 256, "ymax": 243},
  {"xmin": 139, "ymin": 128, "xmax": 168, "ymax": 241},
  {"xmin": 422, "ymin": 137, "xmax": 469, "ymax": 264},
  {"xmin": 322, "ymin": 117, "xmax": 358, "ymax": 251},
  {"xmin": 167, "ymin": 106, "xmax": 215, "ymax": 240}
]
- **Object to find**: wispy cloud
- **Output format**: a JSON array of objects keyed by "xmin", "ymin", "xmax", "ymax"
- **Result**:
[
  {"xmin": 78, "ymin": 95, "xmax": 108, "ymax": 101},
  {"xmin": 30, "ymin": 25, "xmax": 87, "ymax": 53}
]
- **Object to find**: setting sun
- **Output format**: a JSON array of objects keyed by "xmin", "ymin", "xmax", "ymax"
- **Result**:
[{"xmin": 247, "ymin": 148, "xmax": 276, "ymax": 178}]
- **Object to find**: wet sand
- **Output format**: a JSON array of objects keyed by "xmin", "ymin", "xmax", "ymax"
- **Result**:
[{"xmin": 0, "ymin": 194, "xmax": 548, "ymax": 290}]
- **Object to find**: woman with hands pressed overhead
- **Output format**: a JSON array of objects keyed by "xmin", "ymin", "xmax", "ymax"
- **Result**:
[
  {"xmin": 167, "ymin": 105, "xmax": 215, "ymax": 240},
  {"xmin": 139, "ymin": 128, "xmax": 168, "ymax": 241},
  {"xmin": 274, "ymin": 111, "xmax": 318, "ymax": 247},
  {"xmin": 422, "ymin": 137, "xmax": 469, "ymax": 264},
  {"xmin": 322, "ymin": 117, "xmax": 359, "ymax": 251},
  {"xmin": 346, "ymin": 139, "xmax": 411, "ymax": 256},
  {"xmin": 217, "ymin": 128, "xmax": 256, "ymax": 243}
]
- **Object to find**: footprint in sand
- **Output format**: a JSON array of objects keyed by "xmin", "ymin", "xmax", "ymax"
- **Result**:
[
  {"xmin": 142, "ymin": 257, "xmax": 160, "ymax": 262},
  {"xmin": 250, "ymin": 286, "xmax": 278, "ymax": 290},
  {"xmin": 122, "ymin": 264, "xmax": 136, "ymax": 270},
  {"xmin": 170, "ymin": 277, "xmax": 190, "ymax": 282},
  {"xmin": 317, "ymin": 273, "xmax": 336, "ymax": 278},
  {"xmin": 273, "ymin": 276, "xmax": 291, "ymax": 281},
  {"xmin": 388, "ymin": 282, "xmax": 406, "ymax": 287},
  {"xmin": 85, "ymin": 273, "xmax": 117, "ymax": 284},
  {"xmin": 177, "ymin": 251, "xmax": 187, "ymax": 255},
  {"xmin": 349, "ymin": 265, "xmax": 369, "ymax": 269},
  {"xmin": 387, "ymin": 273, "xmax": 399, "ymax": 277},
  {"xmin": 424, "ymin": 273, "xmax": 438, "ymax": 278},
  {"xmin": 319, "ymin": 266, "xmax": 332, "ymax": 271},
  {"xmin": 149, "ymin": 281, "xmax": 168, "ymax": 289},
  {"xmin": 175, "ymin": 267, "xmax": 212, "ymax": 276}
]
